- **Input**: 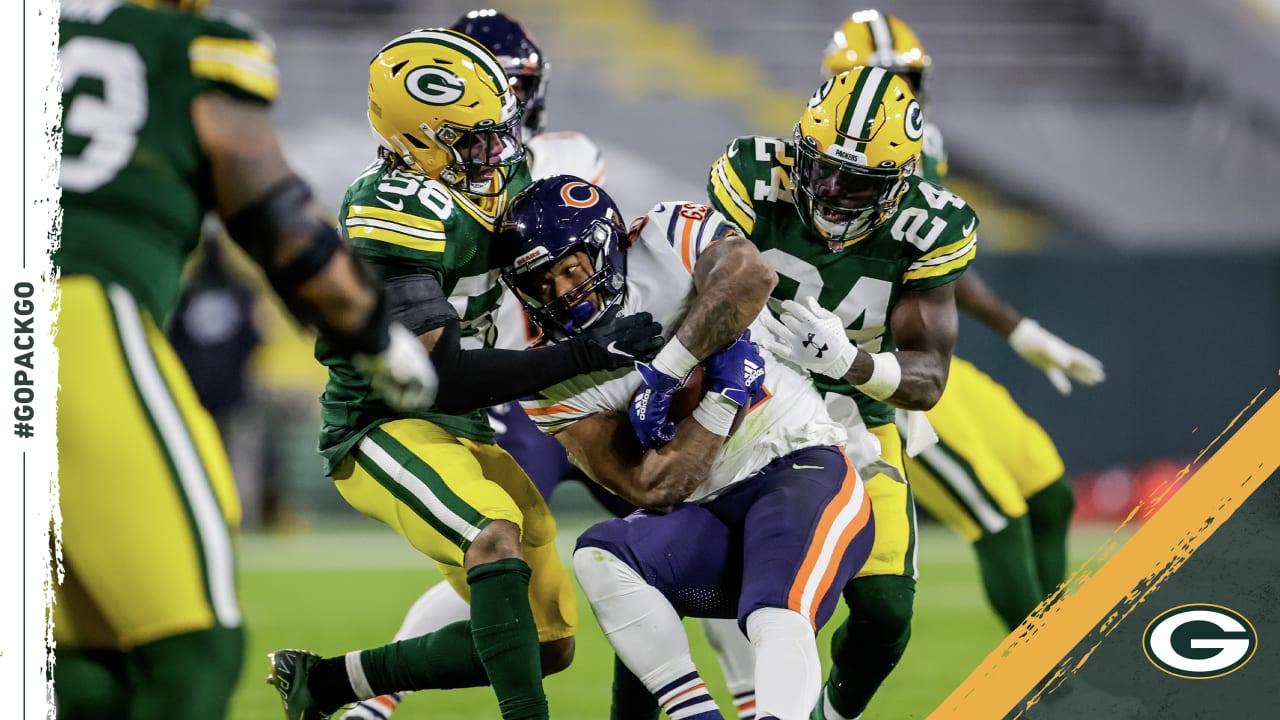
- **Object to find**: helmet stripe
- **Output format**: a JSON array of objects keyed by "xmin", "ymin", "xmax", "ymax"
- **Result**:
[
  {"xmin": 380, "ymin": 29, "xmax": 509, "ymax": 92},
  {"xmin": 839, "ymin": 67, "xmax": 888, "ymax": 150},
  {"xmin": 868, "ymin": 13, "xmax": 894, "ymax": 55}
]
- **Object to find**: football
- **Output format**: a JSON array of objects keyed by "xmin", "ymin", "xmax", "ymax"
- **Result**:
[
  {"xmin": 667, "ymin": 365, "xmax": 709, "ymax": 422},
  {"xmin": 636, "ymin": 365, "xmax": 751, "ymax": 436}
]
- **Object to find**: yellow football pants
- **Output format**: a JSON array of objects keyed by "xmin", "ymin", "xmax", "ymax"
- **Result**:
[{"xmin": 54, "ymin": 277, "xmax": 242, "ymax": 650}]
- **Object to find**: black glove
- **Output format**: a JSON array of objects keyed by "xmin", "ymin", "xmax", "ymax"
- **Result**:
[{"xmin": 568, "ymin": 307, "xmax": 665, "ymax": 372}]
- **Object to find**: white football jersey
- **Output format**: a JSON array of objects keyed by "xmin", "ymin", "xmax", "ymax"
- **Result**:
[
  {"xmin": 527, "ymin": 131, "xmax": 607, "ymax": 186},
  {"xmin": 494, "ymin": 131, "xmax": 609, "ymax": 351},
  {"xmin": 521, "ymin": 201, "xmax": 848, "ymax": 502}
]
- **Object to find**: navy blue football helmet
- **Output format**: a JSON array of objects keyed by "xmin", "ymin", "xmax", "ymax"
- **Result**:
[
  {"xmin": 495, "ymin": 175, "xmax": 628, "ymax": 339},
  {"xmin": 450, "ymin": 9, "xmax": 548, "ymax": 139}
]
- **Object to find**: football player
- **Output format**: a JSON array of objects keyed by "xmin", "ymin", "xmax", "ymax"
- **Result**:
[
  {"xmin": 54, "ymin": 1, "xmax": 437, "ymax": 718},
  {"xmin": 707, "ymin": 66, "xmax": 975, "ymax": 720},
  {"xmin": 497, "ymin": 175, "xmax": 877, "ymax": 720},
  {"xmin": 822, "ymin": 9, "xmax": 1105, "ymax": 636},
  {"xmin": 263, "ymin": 30, "xmax": 665, "ymax": 720},
  {"xmin": 336, "ymin": 12, "xmax": 640, "ymax": 720}
]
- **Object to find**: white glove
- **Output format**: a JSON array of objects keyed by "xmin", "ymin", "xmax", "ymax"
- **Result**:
[
  {"xmin": 1007, "ymin": 318, "xmax": 1106, "ymax": 396},
  {"xmin": 776, "ymin": 296, "xmax": 858, "ymax": 379},
  {"xmin": 355, "ymin": 322, "xmax": 439, "ymax": 411}
]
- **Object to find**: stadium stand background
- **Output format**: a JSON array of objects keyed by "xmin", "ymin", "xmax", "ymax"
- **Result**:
[{"xmin": 208, "ymin": 0, "xmax": 1280, "ymax": 524}]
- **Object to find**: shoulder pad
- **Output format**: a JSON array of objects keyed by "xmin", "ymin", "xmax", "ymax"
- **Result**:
[
  {"xmin": 708, "ymin": 135, "xmax": 792, "ymax": 235},
  {"xmin": 190, "ymin": 9, "xmax": 278, "ymax": 103},
  {"xmin": 342, "ymin": 169, "xmax": 458, "ymax": 263}
]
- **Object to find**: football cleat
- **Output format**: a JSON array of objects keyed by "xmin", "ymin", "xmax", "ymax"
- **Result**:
[{"xmin": 265, "ymin": 648, "xmax": 332, "ymax": 720}]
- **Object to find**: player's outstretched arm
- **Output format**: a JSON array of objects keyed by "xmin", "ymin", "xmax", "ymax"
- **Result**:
[
  {"xmin": 382, "ymin": 269, "xmax": 663, "ymax": 414},
  {"xmin": 957, "ymin": 271, "xmax": 1106, "ymax": 395}
]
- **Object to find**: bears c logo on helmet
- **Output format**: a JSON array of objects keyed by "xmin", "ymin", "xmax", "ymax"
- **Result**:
[
  {"xmin": 405, "ymin": 67, "xmax": 466, "ymax": 105},
  {"xmin": 559, "ymin": 181, "xmax": 600, "ymax": 208}
]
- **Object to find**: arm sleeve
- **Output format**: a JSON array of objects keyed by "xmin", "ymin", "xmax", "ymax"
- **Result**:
[{"xmin": 375, "ymin": 264, "xmax": 596, "ymax": 413}]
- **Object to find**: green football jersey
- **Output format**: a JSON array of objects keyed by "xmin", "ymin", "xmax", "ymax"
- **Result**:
[
  {"xmin": 708, "ymin": 135, "xmax": 978, "ymax": 427},
  {"xmin": 56, "ymin": 0, "xmax": 277, "ymax": 325},
  {"xmin": 315, "ymin": 161, "xmax": 533, "ymax": 473}
]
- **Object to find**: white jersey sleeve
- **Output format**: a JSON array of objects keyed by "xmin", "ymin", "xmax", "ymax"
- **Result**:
[
  {"xmin": 527, "ymin": 131, "xmax": 608, "ymax": 186},
  {"xmin": 523, "ymin": 202, "xmax": 848, "ymax": 502}
]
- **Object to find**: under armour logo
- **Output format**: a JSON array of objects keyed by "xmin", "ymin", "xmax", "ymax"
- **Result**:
[{"xmin": 802, "ymin": 333, "xmax": 828, "ymax": 358}]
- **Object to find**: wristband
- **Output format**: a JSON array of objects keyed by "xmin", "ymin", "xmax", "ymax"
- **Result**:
[
  {"xmin": 651, "ymin": 337, "xmax": 699, "ymax": 379},
  {"xmin": 854, "ymin": 351, "xmax": 901, "ymax": 401},
  {"xmin": 691, "ymin": 392, "xmax": 740, "ymax": 437}
]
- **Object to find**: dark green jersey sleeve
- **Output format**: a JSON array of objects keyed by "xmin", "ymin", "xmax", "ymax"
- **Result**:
[
  {"xmin": 338, "ymin": 162, "xmax": 453, "ymax": 279},
  {"xmin": 708, "ymin": 135, "xmax": 793, "ymax": 236},
  {"xmin": 895, "ymin": 176, "xmax": 978, "ymax": 292}
]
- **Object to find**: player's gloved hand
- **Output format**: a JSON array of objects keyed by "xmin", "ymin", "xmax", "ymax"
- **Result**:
[
  {"xmin": 322, "ymin": 290, "xmax": 438, "ymax": 411},
  {"xmin": 570, "ymin": 306, "xmax": 665, "ymax": 372},
  {"xmin": 353, "ymin": 321, "xmax": 440, "ymax": 411},
  {"xmin": 1007, "ymin": 318, "xmax": 1106, "ymax": 396},
  {"xmin": 776, "ymin": 296, "xmax": 857, "ymax": 379},
  {"xmin": 628, "ymin": 360, "xmax": 685, "ymax": 449},
  {"xmin": 702, "ymin": 330, "xmax": 767, "ymax": 408}
]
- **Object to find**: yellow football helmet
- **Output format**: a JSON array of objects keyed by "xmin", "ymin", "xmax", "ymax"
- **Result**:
[
  {"xmin": 368, "ymin": 29, "xmax": 525, "ymax": 197},
  {"xmin": 792, "ymin": 68, "xmax": 923, "ymax": 250},
  {"xmin": 821, "ymin": 10, "xmax": 930, "ymax": 99}
]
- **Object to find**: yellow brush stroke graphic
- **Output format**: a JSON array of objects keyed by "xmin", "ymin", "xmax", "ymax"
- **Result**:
[{"xmin": 931, "ymin": 385, "xmax": 1280, "ymax": 718}]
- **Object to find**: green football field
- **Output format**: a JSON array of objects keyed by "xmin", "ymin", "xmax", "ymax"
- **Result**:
[{"xmin": 228, "ymin": 510, "xmax": 1131, "ymax": 720}]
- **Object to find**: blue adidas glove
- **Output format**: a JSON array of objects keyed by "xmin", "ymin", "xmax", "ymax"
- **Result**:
[
  {"xmin": 628, "ymin": 361, "xmax": 684, "ymax": 449},
  {"xmin": 702, "ymin": 330, "xmax": 766, "ymax": 408}
]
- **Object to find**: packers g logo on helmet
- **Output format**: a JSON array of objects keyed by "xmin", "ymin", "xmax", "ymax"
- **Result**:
[
  {"xmin": 808, "ymin": 77, "xmax": 835, "ymax": 109},
  {"xmin": 405, "ymin": 67, "xmax": 466, "ymax": 105},
  {"xmin": 904, "ymin": 99, "xmax": 924, "ymax": 141},
  {"xmin": 791, "ymin": 67, "xmax": 922, "ymax": 251},
  {"xmin": 368, "ymin": 29, "xmax": 525, "ymax": 197}
]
